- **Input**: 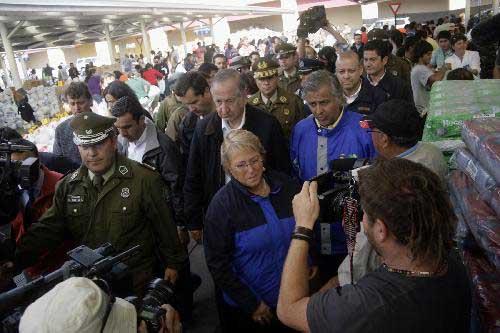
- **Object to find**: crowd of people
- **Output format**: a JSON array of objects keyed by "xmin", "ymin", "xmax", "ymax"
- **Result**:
[{"xmin": 1, "ymin": 10, "xmax": 499, "ymax": 333}]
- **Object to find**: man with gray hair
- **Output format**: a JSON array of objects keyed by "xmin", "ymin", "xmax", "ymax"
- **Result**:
[
  {"xmin": 290, "ymin": 70, "xmax": 376, "ymax": 282},
  {"xmin": 184, "ymin": 68, "xmax": 291, "ymax": 242}
]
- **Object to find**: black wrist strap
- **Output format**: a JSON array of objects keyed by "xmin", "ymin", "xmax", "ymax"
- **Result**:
[
  {"xmin": 294, "ymin": 226, "xmax": 314, "ymax": 238},
  {"xmin": 292, "ymin": 233, "xmax": 312, "ymax": 244}
]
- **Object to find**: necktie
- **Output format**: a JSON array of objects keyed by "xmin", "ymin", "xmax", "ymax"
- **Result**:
[
  {"xmin": 265, "ymin": 99, "xmax": 272, "ymax": 111},
  {"xmin": 93, "ymin": 175, "xmax": 104, "ymax": 192}
]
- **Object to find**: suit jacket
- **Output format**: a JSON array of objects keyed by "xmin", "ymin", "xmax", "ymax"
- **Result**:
[{"xmin": 183, "ymin": 104, "xmax": 291, "ymax": 230}]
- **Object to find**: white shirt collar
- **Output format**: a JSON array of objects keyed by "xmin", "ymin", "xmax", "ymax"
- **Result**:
[
  {"xmin": 344, "ymin": 81, "xmax": 362, "ymax": 105},
  {"xmin": 367, "ymin": 70, "xmax": 386, "ymax": 86},
  {"xmin": 261, "ymin": 90, "xmax": 278, "ymax": 105},
  {"xmin": 284, "ymin": 68, "xmax": 297, "ymax": 78},
  {"xmin": 222, "ymin": 106, "xmax": 246, "ymax": 137}
]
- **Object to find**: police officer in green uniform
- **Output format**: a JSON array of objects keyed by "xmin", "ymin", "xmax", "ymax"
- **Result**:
[
  {"xmin": 15, "ymin": 112, "xmax": 187, "ymax": 294},
  {"xmin": 276, "ymin": 43, "xmax": 302, "ymax": 94},
  {"xmin": 249, "ymin": 58, "xmax": 306, "ymax": 139}
]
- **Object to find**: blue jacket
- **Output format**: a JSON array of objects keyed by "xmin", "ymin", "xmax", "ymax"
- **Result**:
[
  {"xmin": 203, "ymin": 171, "xmax": 299, "ymax": 314},
  {"xmin": 290, "ymin": 111, "xmax": 376, "ymax": 254}
]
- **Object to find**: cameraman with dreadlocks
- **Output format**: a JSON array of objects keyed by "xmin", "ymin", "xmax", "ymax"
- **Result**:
[{"xmin": 277, "ymin": 158, "xmax": 471, "ymax": 333}]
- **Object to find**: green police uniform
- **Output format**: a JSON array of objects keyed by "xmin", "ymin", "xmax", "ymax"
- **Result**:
[
  {"xmin": 15, "ymin": 112, "xmax": 187, "ymax": 291},
  {"xmin": 155, "ymin": 94, "xmax": 187, "ymax": 133},
  {"xmin": 276, "ymin": 43, "xmax": 302, "ymax": 94},
  {"xmin": 251, "ymin": 59, "xmax": 306, "ymax": 139}
]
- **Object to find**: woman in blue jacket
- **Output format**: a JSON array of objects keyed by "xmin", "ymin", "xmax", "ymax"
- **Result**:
[{"xmin": 204, "ymin": 129, "xmax": 300, "ymax": 332}]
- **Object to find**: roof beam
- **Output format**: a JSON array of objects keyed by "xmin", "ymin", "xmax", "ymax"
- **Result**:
[{"xmin": 7, "ymin": 20, "xmax": 25, "ymax": 38}]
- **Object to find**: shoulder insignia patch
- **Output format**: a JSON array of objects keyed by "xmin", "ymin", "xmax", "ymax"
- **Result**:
[
  {"xmin": 279, "ymin": 96, "xmax": 287, "ymax": 103},
  {"xmin": 119, "ymin": 165, "xmax": 129, "ymax": 175},
  {"xmin": 252, "ymin": 97, "xmax": 259, "ymax": 104}
]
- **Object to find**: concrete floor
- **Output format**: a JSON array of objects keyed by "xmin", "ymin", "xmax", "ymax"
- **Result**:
[{"xmin": 185, "ymin": 241, "xmax": 221, "ymax": 333}]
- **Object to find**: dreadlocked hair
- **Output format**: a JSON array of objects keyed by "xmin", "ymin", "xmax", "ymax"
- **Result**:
[{"xmin": 358, "ymin": 158, "xmax": 456, "ymax": 268}]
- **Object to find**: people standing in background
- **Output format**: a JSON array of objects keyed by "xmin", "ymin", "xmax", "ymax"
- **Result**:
[
  {"xmin": 68, "ymin": 63, "xmax": 80, "ymax": 81},
  {"xmin": 350, "ymin": 33, "xmax": 364, "ymax": 60},
  {"xmin": 445, "ymin": 33, "xmax": 481, "ymax": 76},
  {"xmin": 85, "ymin": 68, "xmax": 102, "ymax": 104},
  {"xmin": 431, "ymin": 31, "xmax": 454, "ymax": 69},
  {"xmin": 360, "ymin": 26, "xmax": 368, "ymax": 44},
  {"xmin": 57, "ymin": 65, "xmax": 69, "ymax": 83}
]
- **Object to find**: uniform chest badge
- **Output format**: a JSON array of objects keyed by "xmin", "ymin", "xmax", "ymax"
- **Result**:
[
  {"xmin": 283, "ymin": 108, "xmax": 290, "ymax": 115},
  {"xmin": 279, "ymin": 96, "xmax": 287, "ymax": 103},
  {"xmin": 67, "ymin": 195, "xmax": 84, "ymax": 203},
  {"xmin": 119, "ymin": 166, "xmax": 128, "ymax": 175},
  {"xmin": 86, "ymin": 129, "xmax": 92, "ymax": 134},
  {"xmin": 392, "ymin": 70, "xmax": 398, "ymax": 77},
  {"xmin": 252, "ymin": 97, "xmax": 259, "ymax": 104},
  {"xmin": 70, "ymin": 171, "xmax": 78, "ymax": 180},
  {"xmin": 121, "ymin": 187, "xmax": 130, "ymax": 198}
]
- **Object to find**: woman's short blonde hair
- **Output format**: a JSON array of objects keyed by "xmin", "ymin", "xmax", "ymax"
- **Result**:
[{"xmin": 221, "ymin": 129, "xmax": 266, "ymax": 172}]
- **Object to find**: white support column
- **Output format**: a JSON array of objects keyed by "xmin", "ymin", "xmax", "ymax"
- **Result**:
[
  {"xmin": 180, "ymin": 21, "xmax": 188, "ymax": 55},
  {"xmin": 465, "ymin": 0, "xmax": 471, "ymax": 30},
  {"xmin": 0, "ymin": 22, "xmax": 21, "ymax": 89},
  {"xmin": 493, "ymin": 0, "xmax": 499, "ymax": 15},
  {"xmin": 140, "ymin": 20, "xmax": 151, "ymax": 60},
  {"xmin": 281, "ymin": 0, "xmax": 299, "ymax": 35},
  {"xmin": 104, "ymin": 24, "xmax": 115, "ymax": 65},
  {"xmin": 209, "ymin": 17, "xmax": 215, "ymax": 44}
]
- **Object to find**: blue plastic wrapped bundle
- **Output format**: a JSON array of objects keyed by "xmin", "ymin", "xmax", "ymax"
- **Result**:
[
  {"xmin": 462, "ymin": 248, "xmax": 500, "ymax": 333},
  {"xmin": 453, "ymin": 148, "xmax": 497, "ymax": 197},
  {"xmin": 461, "ymin": 118, "xmax": 500, "ymax": 158},
  {"xmin": 449, "ymin": 171, "xmax": 500, "ymax": 269},
  {"xmin": 477, "ymin": 134, "xmax": 500, "ymax": 185}
]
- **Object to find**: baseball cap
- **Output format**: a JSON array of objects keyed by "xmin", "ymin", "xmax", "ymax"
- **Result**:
[
  {"xmin": 19, "ymin": 277, "xmax": 136, "ymax": 333},
  {"xmin": 360, "ymin": 99, "xmax": 421, "ymax": 139}
]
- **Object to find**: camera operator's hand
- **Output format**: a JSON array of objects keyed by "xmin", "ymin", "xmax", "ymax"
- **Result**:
[
  {"xmin": 138, "ymin": 304, "xmax": 181, "ymax": 333},
  {"xmin": 164, "ymin": 268, "xmax": 178, "ymax": 284},
  {"xmin": 189, "ymin": 229, "xmax": 203, "ymax": 244},
  {"xmin": 0, "ymin": 261, "xmax": 14, "ymax": 291},
  {"xmin": 251, "ymin": 301, "xmax": 273, "ymax": 325},
  {"xmin": 292, "ymin": 181, "xmax": 319, "ymax": 229}
]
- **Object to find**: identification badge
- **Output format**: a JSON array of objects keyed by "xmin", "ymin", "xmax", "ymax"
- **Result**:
[
  {"xmin": 67, "ymin": 195, "xmax": 84, "ymax": 203},
  {"xmin": 121, "ymin": 187, "xmax": 130, "ymax": 198}
]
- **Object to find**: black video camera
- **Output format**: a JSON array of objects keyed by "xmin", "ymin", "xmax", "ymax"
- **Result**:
[
  {"xmin": 297, "ymin": 5, "xmax": 327, "ymax": 38},
  {"xmin": 0, "ymin": 141, "xmax": 40, "ymax": 223},
  {"xmin": 0, "ymin": 243, "xmax": 140, "ymax": 332},
  {"xmin": 126, "ymin": 278, "xmax": 176, "ymax": 332},
  {"xmin": 309, "ymin": 158, "xmax": 370, "ymax": 224}
]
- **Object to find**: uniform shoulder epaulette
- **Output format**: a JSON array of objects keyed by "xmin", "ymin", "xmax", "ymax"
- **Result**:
[
  {"xmin": 250, "ymin": 96, "xmax": 260, "ymax": 105},
  {"xmin": 139, "ymin": 162, "xmax": 156, "ymax": 171}
]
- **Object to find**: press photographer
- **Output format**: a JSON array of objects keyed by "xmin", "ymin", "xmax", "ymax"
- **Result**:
[
  {"xmin": 277, "ymin": 159, "xmax": 471, "ymax": 333},
  {"xmin": 18, "ymin": 277, "xmax": 181, "ymax": 333}
]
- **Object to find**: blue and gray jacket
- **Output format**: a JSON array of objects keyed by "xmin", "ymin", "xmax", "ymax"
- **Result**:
[
  {"xmin": 203, "ymin": 171, "xmax": 300, "ymax": 315},
  {"xmin": 290, "ymin": 111, "xmax": 376, "ymax": 255}
]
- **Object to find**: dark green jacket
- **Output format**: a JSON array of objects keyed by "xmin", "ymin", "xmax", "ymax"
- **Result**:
[
  {"xmin": 15, "ymin": 154, "xmax": 187, "ymax": 274},
  {"xmin": 248, "ymin": 87, "xmax": 306, "ymax": 139},
  {"xmin": 155, "ymin": 94, "xmax": 187, "ymax": 133},
  {"xmin": 278, "ymin": 70, "xmax": 302, "ymax": 95}
]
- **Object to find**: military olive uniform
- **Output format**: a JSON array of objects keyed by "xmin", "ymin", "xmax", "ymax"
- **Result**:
[
  {"xmin": 155, "ymin": 94, "xmax": 187, "ymax": 133},
  {"xmin": 15, "ymin": 154, "xmax": 187, "ymax": 284},
  {"xmin": 386, "ymin": 54, "xmax": 411, "ymax": 84},
  {"xmin": 278, "ymin": 69, "xmax": 302, "ymax": 95},
  {"xmin": 249, "ymin": 86, "xmax": 306, "ymax": 139}
]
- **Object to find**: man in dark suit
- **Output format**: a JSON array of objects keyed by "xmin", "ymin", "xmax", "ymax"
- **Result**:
[{"xmin": 184, "ymin": 69, "xmax": 291, "ymax": 243}]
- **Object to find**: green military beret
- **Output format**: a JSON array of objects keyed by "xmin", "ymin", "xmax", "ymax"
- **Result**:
[
  {"xmin": 70, "ymin": 112, "xmax": 116, "ymax": 145},
  {"xmin": 276, "ymin": 43, "xmax": 297, "ymax": 59},
  {"xmin": 252, "ymin": 59, "xmax": 279, "ymax": 79}
]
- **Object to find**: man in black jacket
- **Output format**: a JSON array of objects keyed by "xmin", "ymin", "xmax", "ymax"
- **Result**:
[
  {"xmin": 184, "ymin": 69, "xmax": 291, "ymax": 243},
  {"xmin": 363, "ymin": 40, "xmax": 413, "ymax": 104},
  {"xmin": 111, "ymin": 96, "xmax": 185, "ymax": 231}
]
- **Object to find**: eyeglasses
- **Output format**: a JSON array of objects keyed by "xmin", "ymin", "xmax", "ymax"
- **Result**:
[{"xmin": 232, "ymin": 156, "xmax": 263, "ymax": 172}]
